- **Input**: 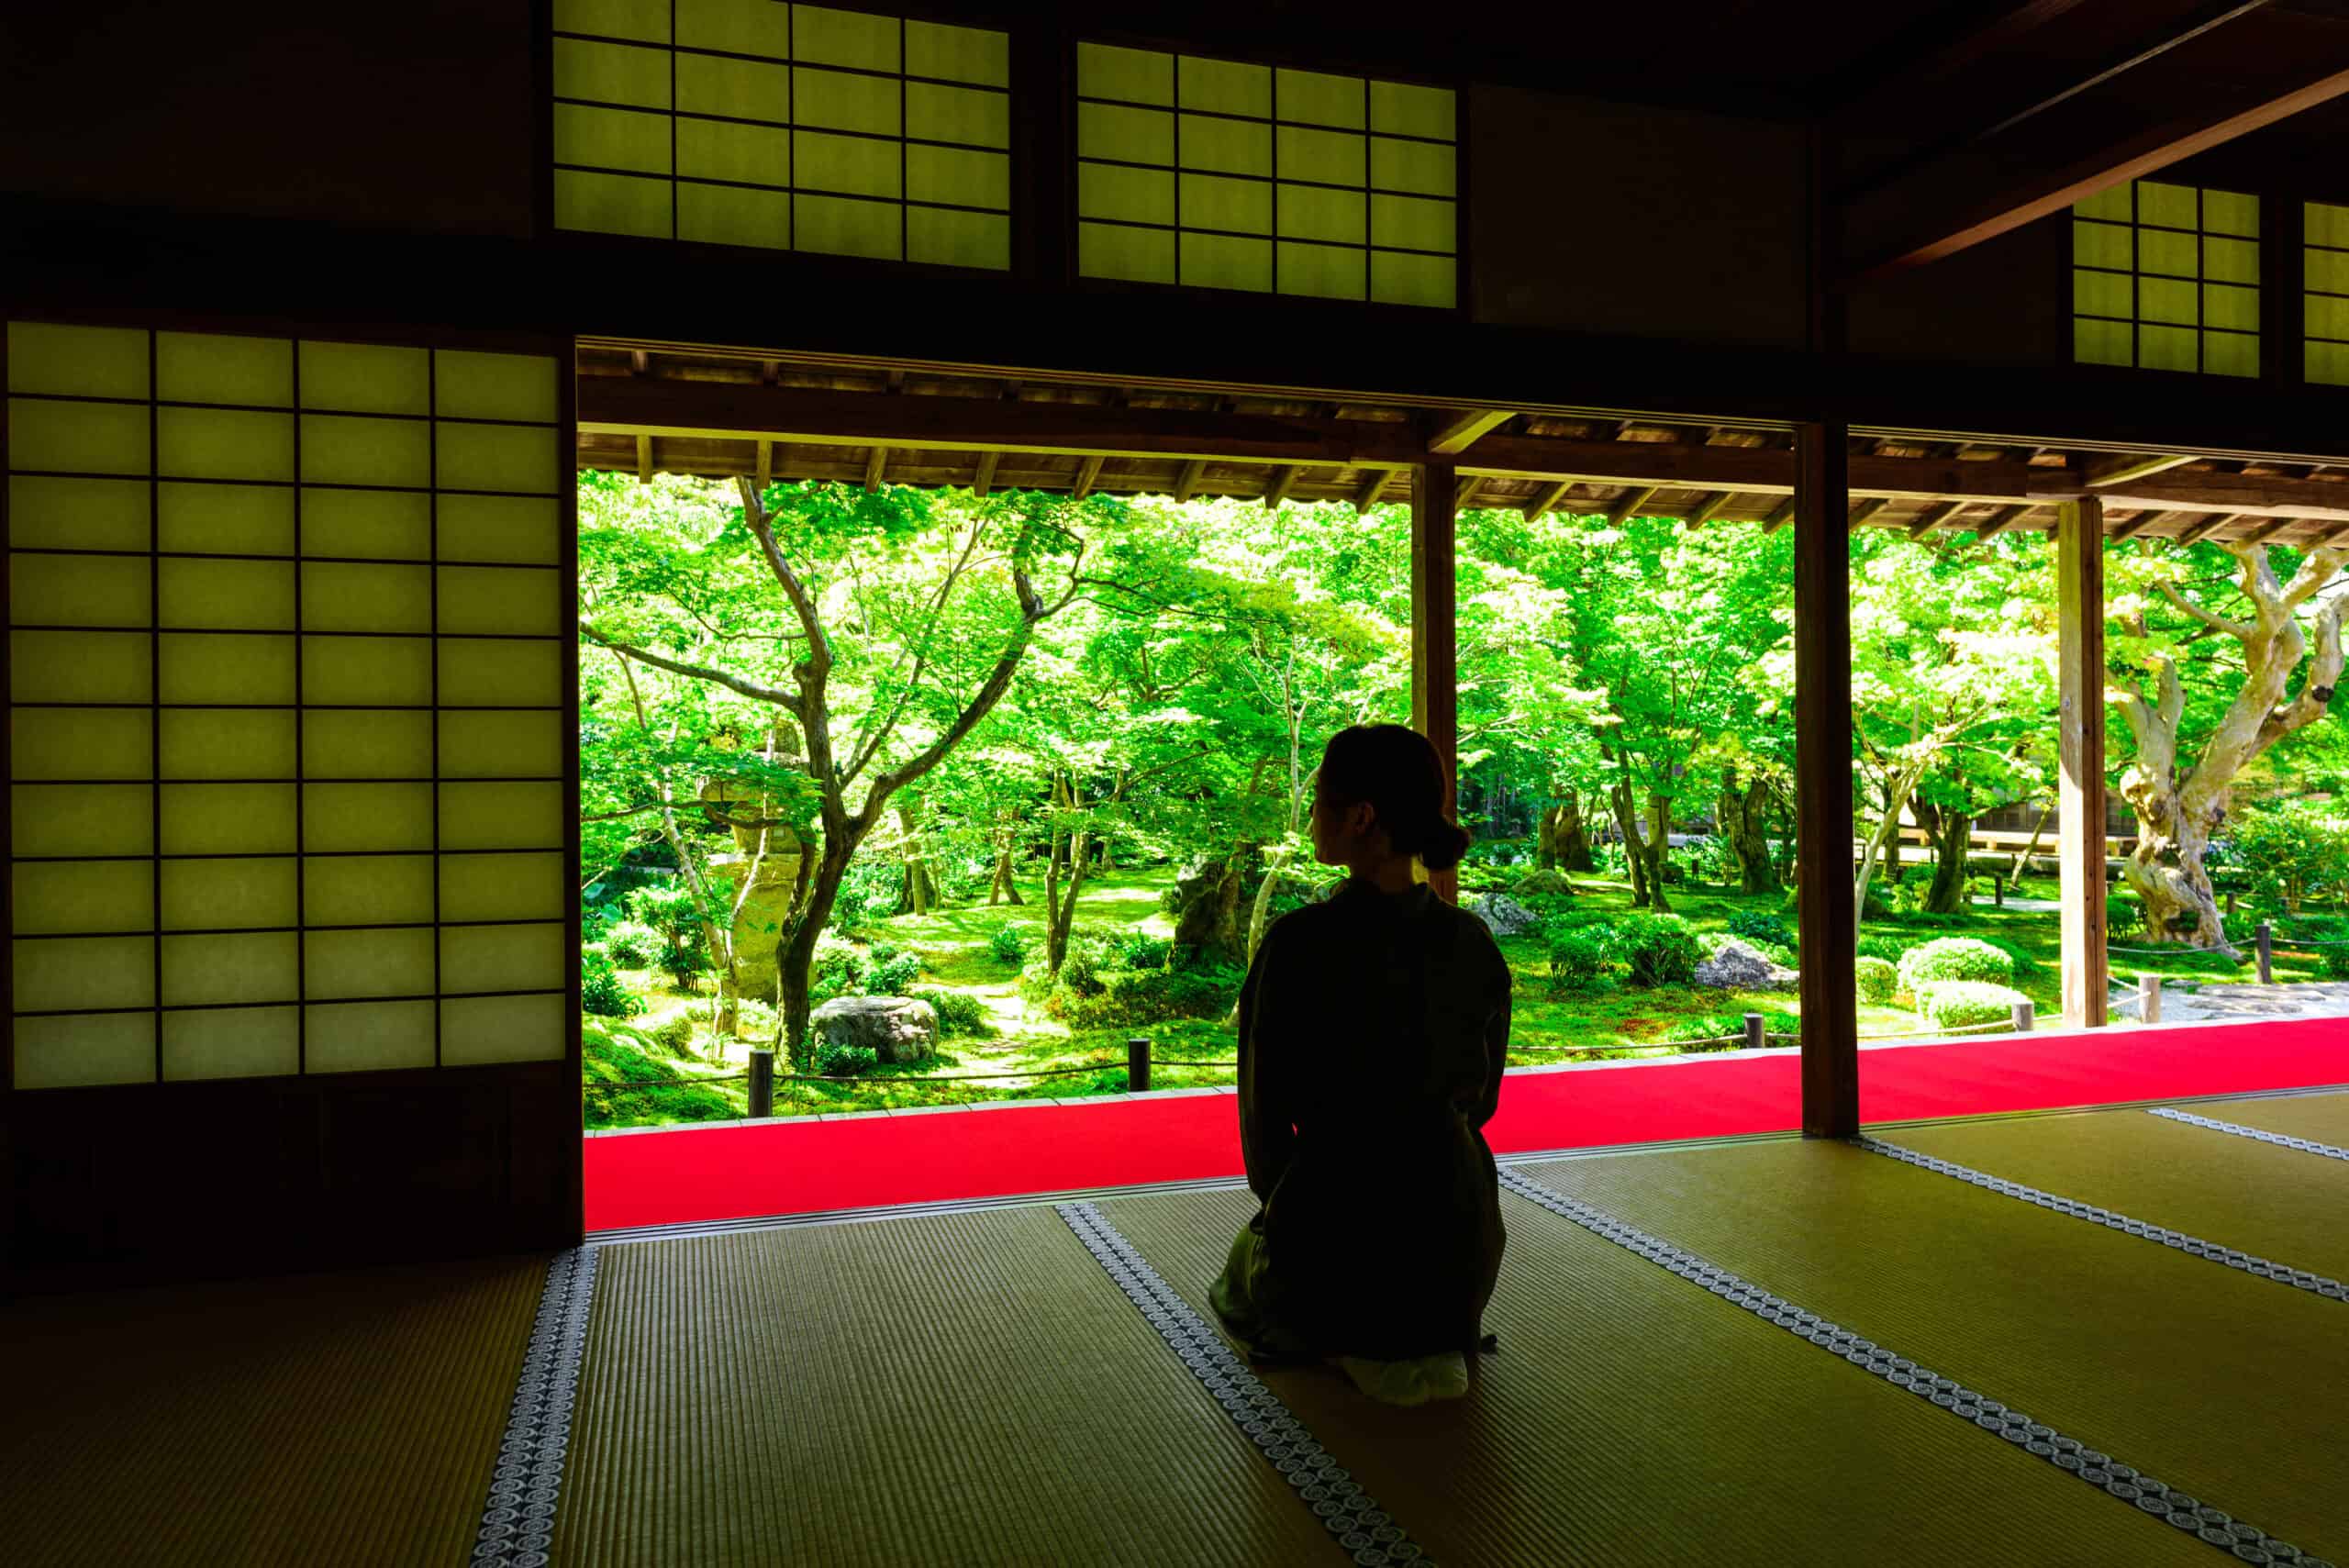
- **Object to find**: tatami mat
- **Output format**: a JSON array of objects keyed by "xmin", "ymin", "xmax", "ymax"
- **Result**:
[
  {"xmin": 1099, "ymin": 1184, "xmax": 2213, "ymax": 1566},
  {"xmin": 1520, "ymin": 1140, "xmax": 2346, "ymax": 1560},
  {"xmin": 1888, "ymin": 1104, "xmax": 2349, "ymax": 1280},
  {"xmin": 0, "ymin": 1254, "xmax": 547, "ymax": 1568},
  {"xmin": 2174, "ymin": 1089, "xmax": 2349, "ymax": 1148},
  {"xmin": 551, "ymin": 1207, "xmax": 1342, "ymax": 1566}
]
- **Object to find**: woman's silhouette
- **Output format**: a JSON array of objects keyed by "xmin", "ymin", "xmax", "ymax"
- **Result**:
[{"xmin": 1209, "ymin": 724, "xmax": 1511, "ymax": 1406}]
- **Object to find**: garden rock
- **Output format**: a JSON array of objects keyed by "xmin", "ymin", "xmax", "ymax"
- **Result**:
[
  {"xmin": 809, "ymin": 995, "xmax": 938, "ymax": 1064},
  {"xmin": 1694, "ymin": 939, "xmax": 1798, "ymax": 992},
  {"xmin": 1514, "ymin": 869, "xmax": 1576, "ymax": 896},
  {"xmin": 1470, "ymin": 894, "xmax": 1542, "ymax": 937}
]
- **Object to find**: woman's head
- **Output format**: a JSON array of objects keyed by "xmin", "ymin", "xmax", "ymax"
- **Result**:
[{"xmin": 1308, "ymin": 724, "xmax": 1474, "ymax": 873}]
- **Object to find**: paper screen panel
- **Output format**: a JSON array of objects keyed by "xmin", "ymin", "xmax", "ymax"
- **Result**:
[
  {"xmin": 2072, "ymin": 182, "xmax": 2259, "ymax": 376},
  {"xmin": 442, "ymin": 993, "xmax": 567, "ymax": 1065},
  {"xmin": 2306, "ymin": 201, "xmax": 2349, "ymax": 384},
  {"xmin": 554, "ymin": 6, "xmax": 1010, "ymax": 267},
  {"xmin": 9, "ymin": 321, "xmax": 572, "ymax": 1087},
  {"xmin": 1076, "ymin": 46, "xmax": 1453, "ymax": 306}
]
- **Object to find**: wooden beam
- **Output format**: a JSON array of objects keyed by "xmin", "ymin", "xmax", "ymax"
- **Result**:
[
  {"xmin": 864, "ymin": 446, "xmax": 888, "ymax": 492},
  {"xmin": 2171, "ymin": 511, "xmax": 2242, "ymax": 548},
  {"xmin": 1682, "ymin": 491, "xmax": 1731, "ymax": 528},
  {"xmin": 1973, "ymin": 504, "xmax": 2034, "ymax": 536},
  {"xmin": 972, "ymin": 450, "xmax": 998, "ymax": 497},
  {"xmin": 2106, "ymin": 508, "xmax": 2172, "ymax": 542},
  {"xmin": 1353, "ymin": 468, "xmax": 1393, "ymax": 514},
  {"xmin": 1072, "ymin": 453, "xmax": 1105, "ymax": 500},
  {"xmin": 1853, "ymin": 29, "xmax": 2349, "ymax": 277},
  {"xmin": 2242, "ymin": 515, "xmax": 2300, "ymax": 544},
  {"xmin": 1907, "ymin": 499, "xmax": 1968, "ymax": 538},
  {"xmin": 2086, "ymin": 451, "xmax": 2198, "ymax": 486},
  {"xmin": 1461, "ymin": 433, "xmax": 2062, "ymax": 501},
  {"xmin": 1522, "ymin": 480, "xmax": 1574, "ymax": 521},
  {"xmin": 1428, "ymin": 408, "xmax": 1516, "ymax": 453},
  {"xmin": 1831, "ymin": 0, "xmax": 2096, "ymax": 122},
  {"xmin": 2057, "ymin": 496, "xmax": 2110, "ymax": 1029},
  {"xmin": 1794, "ymin": 421, "xmax": 1858, "ymax": 1137},
  {"xmin": 1174, "ymin": 459, "xmax": 1208, "ymax": 503},
  {"xmin": 1411, "ymin": 462, "xmax": 1460, "ymax": 907},
  {"xmin": 1848, "ymin": 497, "xmax": 1891, "ymax": 528},
  {"xmin": 754, "ymin": 438, "xmax": 773, "ymax": 492},
  {"xmin": 635, "ymin": 433, "xmax": 651, "ymax": 484},
  {"xmin": 1606, "ymin": 485, "xmax": 1659, "ymax": 524},
  {"xmin": 1262, "ymin": 464, "xmax": 1301, "ymax": 508},
  {"xmin": 1453, "ymin": 477, "xmax": 1484, "ymax": 512},
  {"xmin": 1761, "ymin": 495, "xmax": 1797, "ymax": 534}
]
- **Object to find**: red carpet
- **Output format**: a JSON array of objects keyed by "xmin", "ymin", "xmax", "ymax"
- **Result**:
[{"xmin": 584, "ymin": 1016, "xmax": 2349, "ymax": 1232}]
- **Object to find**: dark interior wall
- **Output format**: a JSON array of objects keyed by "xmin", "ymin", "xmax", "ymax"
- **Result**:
[
  {"xmin": 0, "ymin": 2, "xmax": 539, "ymax": 237},
  {"xmin": 1845, "ymin": 218, "xmax": 2068, "ymax": 370},
  {"xmin": 1465, "ymin": 84, "xmax": 1807, "ymax": 350}
]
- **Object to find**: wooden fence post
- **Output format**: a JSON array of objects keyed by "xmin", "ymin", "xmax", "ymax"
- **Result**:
[
  {"xmin": 1744, "ymin": 1012, "xmax": 1766, "ymax": 1052},
  {"xmin": 748, "ymin": 1048, "xmax": 774, "ymax": 1118},
  {"xmin": 2256, "ymin": 922, "xmax": 2273, "ymax": 984},
  {"xmin": 2010, "ymin": 999, "xmax": 2035, "ymax": 1032},
  {"xmin": 1127, "ymin": 1036, "xmax": 1152, "ymax": 1093},
  {"xmin": 2140, "ymin": 973, "xmax": 2163, "ymax": 1026}
]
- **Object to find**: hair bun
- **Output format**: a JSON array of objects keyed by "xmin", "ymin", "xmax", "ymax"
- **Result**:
[{"xmin": 1420, "ymin": 817, "xmax": 1473, "ymax": 873}]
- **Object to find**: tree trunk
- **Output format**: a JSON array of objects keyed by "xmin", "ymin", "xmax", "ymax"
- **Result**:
[
  {"xmin": 1173, "ymin": 845, "xmax": 1247, "ymax": 963},
  {"xmin": 1609, "ymin": 779, "xmax": 1651, "ymax": 906},
  {"xmin": 1735, "ymin": 775, "xmax": 1776, "ymax": 894},
  {"xmin": 1643, "ymin": 791, "xmax": 1674, "ymax": 913},
  {"xmin": 1556, "ymin": 791, "xmax": 1594, "ymax": 872},
  {"xmin": 2004, "ymin": 800, "xmax": 2052, "ymax": 895},
  {"xmin": 895, "ymin": 802, "xmax": 937, "ymax": 916},
  {"xmin": 1044, "ymin": 827, "xmax": 1091, "ymax": 976},
  {"xmin": 1923, "ymin": 803, "xmax": 1974, "ymax": 915},
  {"xmin": 2120, "ymin": 778, "xmax": 2230, "ymax": 951},
  {"xmin": 1537, "ymin": 805, "xmax": 1561, "ymax": 869}
]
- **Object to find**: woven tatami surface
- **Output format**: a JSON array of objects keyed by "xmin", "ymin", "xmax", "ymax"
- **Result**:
[
  {"xmin": 1891, "ymin": 1100, "xmax": 2349, "ymax": 1280},
  {"xmin": 1520, "ymin": 1139, "xmax": 2346, "ymax": 1561},
  {"xmin": 551, "ymin": 1206, "xmax": 1342, "ymax": 1566},
  {"xmin": 0, "ymin": 1254, "xmax": 546, "ymax": 1568},
  {"xmin": 2181, "ymin": 1089, "xmax": 2349, "ymax": 1145},
  {"xmin": 1100, "ymin": 1182, "xmax": 2212, "ymax": 1566}
]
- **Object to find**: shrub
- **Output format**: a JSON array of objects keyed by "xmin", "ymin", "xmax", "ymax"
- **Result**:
[
  {"xmin": 1856, "ymin": 956, "xmax": 1898, "ymax": 1004},
  {"xmin": 1976, "ymin": 935, "xmax": 2044, "ymax": 979},
  {"xmin": 1612, "ymin": 911, "xmax": 1704, "ymax": 988},
  {"xmin": 815, "ymin": 1041, "xmax": 880, "ymax": 1077},
  {"xmin": 2224, "ymin": 799, "xmax": 2349, "ymax": 912},
  {"xmin": 1115, "ymin": 929, "xmax": 1173, "ymax": 970},
  {"xmin": 830, "ymin": 858, "xmax": 903, "ymax": 929},
  {"xmin": 604, "ymin": 920, "xmax": 662, "ymax": 968},
  {"xmin": 1056, "ymin": 964, "xmax": 1241, "ymax": 1029},
  {"xmin": 1855, "ymin": 933, "xmax": 1908, "ymax": 963},
  {"xmin": 865, "ymin": 951, "xmax": 922, "ymax": 995},
  {"xmin": 812, "ymin": 935, "xmax": 866, "ymax": 1001},
  {"xmin": 988, "ymin": 924, "xmax": 1028, "ymax": 964},
  {"xmin": 1726, "ymin": 910, "xmax": 1795, "ymax": 951},
  {"xmin": 1546, "ymin": 926, "xmax": 1612, "ymax": 996},
  {"xmin": 908, "ymin": 986, "xmax": 988, "ymax": 1037},
  {"xmin": 1914, "ymin": 980, "xmax": 2029, "ymax": 1030},
  {"xmin": 1896, "ymin": 937, "xmax": 2015, "ymax": 995},
  {"xmin": 626, "ymin": 883, "xmax": 709, "ymax": 980},
  {"xmin": 650, "ymin": 1013, "xmax": 696, "ymax": 1053},
  {"xmin": 581, "ymin": 946, "xmax": 642, "ymax": 1018},
  {"xmin": 1662, "ymin": 1009, "xmax": 1795, "ymax": 1049}
]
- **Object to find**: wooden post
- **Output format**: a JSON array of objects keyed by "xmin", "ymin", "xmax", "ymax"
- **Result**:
[
  {"xmin": 2256, "ymin": 921, "xmax": 2273, "ymax": 983},
  {"xmin": 1127, "ymin": 1036, "xmax": 1151, "ymax": 1093},
  {"xmin": 748, "ymin": 1048, "xmax": 774, "ymax": 1118},
  {"xmin": 1793, "ymin": 420, "xmax": 1858, "ymax": 1138},
  {"xmin": 1743, "ymin": 1012, "xmax": 1766, "ymax": 1052},
  {"xmin": 2140, "ymin": 973, "xmax": 2163, "ymax": 1025},
  {"xmin": 2010, "ymin": 998, "xmax": 2035, "ymax": 1032},
  {"xmin": 2056, "ymin": 497, "xmax": 2110, "ymax": 1028},
  {"xmin": 1412, "ymin": 461, "xmax": 1461, "ymax": 906}
]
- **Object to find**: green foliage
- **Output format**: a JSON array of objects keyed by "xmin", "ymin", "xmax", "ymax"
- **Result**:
[
  {"xmin": 1725, "ymin": 910, "xmax": 1795, "ymax": 952},
  {"xmin": 1115, "ymin": 929, "xmax": 1173, "ymax": 970},
  {"xmin": 584, "ymin": 1022, "xmax": 739, "ymax": 1127},
  {"xmin": 1914, "ymin": 980, "xmax": 2029, "ymax": 1030},
  {"xmin": 909, "ymin": 987, "xmax": 989, "ymax": 1037},
  {"xmin": 1856, "ymin": 933, "xmax": 1909, "ymax": 962},
  {"xmin": 812, "ymin": 935, "xmax": 866, "ymax": 1001},
  {"xmin": 1975, "ymin": 935, "xmax": 2044, "ymax": 979},
  {"xmin": 1856, "ymin": 956, "xmax": 1898, "ymax": 1004},
  {"xmin": 1055, "ymin": 963, "xmax": 1242, "ymax": 1029},
  {"xmin": 2224, "ymin": 800, "xmax": 2349, "ymax": 912},
  {"xmin": 865, "ymin": 950, "xmax": 922, "ymax": 995},
  {"xmin": 1896, "ymin": 937, "xmax": 2015, "ymax": 994},
  {"xmin": 1545, "ymin": 925, "xmax": 1613, "ymax": 996},
  {"xmin": 815, "ymin": 1042, "xmax": 881, "ymax": 1077},
  {"xmin": 581, "ymin": 946, "xmax": 643, "ymax": 1018},
  {"xmin": 1611, "ymin": 911, "xmax": 1704, "ymax": 988},
  {"xmin": 988, "ymin": 924, "xmax": 1029, "ymax": 964},
  {"xmin": 650, "ymin": 1013, "xmax": 696, "ymax": 1053},
  {"xmin": 832, "ymin": 858, "xmax": 904, "ymax": 930},
  {"xmin": 605, "ymin": 920, "xmax": 662, "ymax": 968},
  {"xmin": 625, "ymin": 883, "xmax": 710, "ymax": 984}
]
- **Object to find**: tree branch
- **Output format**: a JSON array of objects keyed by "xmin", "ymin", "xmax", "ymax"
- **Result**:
[
  {"xmin": 2155, "ymin": 582, "xmax": 2250, "ymax": 640},
  {"xmin": 584, "ymin": 625, "xmax": 806, "ymax": 714}
]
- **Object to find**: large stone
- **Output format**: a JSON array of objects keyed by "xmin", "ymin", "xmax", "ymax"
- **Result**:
[
  {"xmin": 1470, "ymin": 893, "xmax": 1542, "ymax": 938},
  {"xmin": 1514, "ymin": 869, "xmax": 1576, "ymax": 897},
  {"xmin": 810, "ymin": 995, "xmax": 938, "ymax": 1064},
  {"xmin": 1694, "ymin": 939, "xmax": 1799, "ymax": 992}
]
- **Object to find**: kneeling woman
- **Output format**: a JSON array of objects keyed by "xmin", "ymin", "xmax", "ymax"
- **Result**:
[{"xmin": 1211, "ymin": 724, "xmax": 1512, "ymax": 1407}]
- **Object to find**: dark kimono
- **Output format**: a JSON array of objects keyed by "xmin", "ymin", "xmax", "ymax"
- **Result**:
[{"xmin": 1210, "ymin": 879, "xmax": 1512, "ymax": 1362}]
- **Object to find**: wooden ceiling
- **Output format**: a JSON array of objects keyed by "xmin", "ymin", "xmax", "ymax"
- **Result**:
[{"xmin": 575, "ymin": 344, "xmax": 2349, "ymax": 550}]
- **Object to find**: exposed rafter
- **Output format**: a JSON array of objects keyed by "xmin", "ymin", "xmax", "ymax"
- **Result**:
[
  {"xmin": 1908, "ymin": 499, "xmax": 1969, "ymax": 538},
  {"xmin": 1761, "ymin": 495, "xmax": 1798, "ymax": 534},
  {"xmin": 754, "ymin": 438, "xmax": 773, "ymax": 492},
  {"xmin": 1849, "ymin": 498, "xmax": 1892, "ymax": 528},
  {"xmin": 1263, "ymin": 464, "xmax": 1302, "ymax": 508},
  {"xmin": 864, "ymin": 446, "xmax": 889, "ymax": 492},
  {"xmin": 2172, "ymin": 511, "xmax": 2244, "ymax": 548},
  {"xmin": 1455, "ymin": 477, "xmax": 1486, "ymax": 511},
  {"xmin": 972, "ymin": 450, "xmax": 998, "ymax": 497},
  {"xmin": 2086, "ymin": 451, "xmax": 2198, "ymax": 486},
  {"xmin": 1428, "ymin": 408, "xmax": 1516, "ymax": 453},
  {"xmin": 1606, "ymin": 485, "xmax": 1659, "ymax": 524},
  {"xmin": 2107, "ymin": 508, "xmax": 2174, "ymax": 542},
  {"xmin": 635, "ymin": 433, "xmax": 651, "ymax": 485},
  {"xmin": 1073, "ymin": 454, "xmax": 1105, "ymax": 499},
  {"xmin": 1682, "ymin": 491, "xmax": 1732, "ymax": 528},
  {"xmin": 1353, "ymin": 468, "xmax": 1394, "ymax": 514},
  {"xmin": 2242, "ymin": 515, "xmax": 2300, "ymax": 544},
  {"xmin": 1173, "ymin": 458, "xmax": 1208, "ymax": 503},
  {"xmin": 1973, "ymin": 504, "xmax": 2033, "ymax": 537},
  {"xmin": 1522, "ymin": 480, "xmax": 1575, "ymax": 521}
]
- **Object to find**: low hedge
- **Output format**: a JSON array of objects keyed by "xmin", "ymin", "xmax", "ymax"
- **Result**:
[
  {"xmin": 1914, "ymin": 980, "xmax": 2029, "ymax": 1030},
  {"xmin": 1855, "ymin": 956, "xmax": 1898, "ymax": 1004},
  {"xmin": 1896, "ymin": 936, "xmax": 2015, "ymax": 995}
]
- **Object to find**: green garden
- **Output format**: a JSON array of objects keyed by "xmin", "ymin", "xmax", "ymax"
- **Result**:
[{"xmin": 576, "ymin": 473, "xmax": 2349, "ymax": 1129}]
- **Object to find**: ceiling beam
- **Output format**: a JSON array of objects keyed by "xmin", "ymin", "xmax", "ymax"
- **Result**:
[
  {"xmin": 754, "ymin": 438, "xmax": 773, "ymax": 492},
  {"xmin": 1908, "ymin": 499, "xmax": 1970, "ymax": 538},
  {"xmin": 2173, "ymin": 512, "xmax": 2244, "ymax": 547},
  {"xmin": 1848, "ymin": 11, "xmax": 2349, "ymax": 277},
  {"xmin": 972, "ymin": 450, "xmax": 998, "ymax": 497},
  {"xmin": 2241, "ymin": 515, "xmax": 2300, "ymax": 544},
  {"xmin": 1263, "ymin": 464, "xmax": 1302, "ymax": 508},
  {"xmin": 1761, "ymin": 496, "xmax": 1797, "ymax": 534},
  {"xmin": 1174, "ymin": 458, "xmax": 1208, "ymax": 503},
  {"xmin": 2086, "ymin": 451, "xmax": 2199, "ymax": 486},
  {"xmin": 1353, "ymin": 468, "xmax": 1394, "ymax": 514},
  {"xmin": 2097, "ymin": 470, "xmax": 2349, "ymax": 524},
  {"xmin": 1830, "ymin": 1, "xmax": 2097, "ymax": 122},
  {"xmin": 864, "ymin": 446, "xmax": 888, "ymax": 492},
  {"xmin": 1073, "ymin": 454, "xmax": 1105, "ymax": 499},
  {"xmin": 635, "ymin": 434, "xmax": 651, "ymax": 484},
  {"xmin": 1427, "ymin": 408, "xmax": 1517, "ymax": 453},
  {"xmin": 1973, "ymin": 503, "xmax": 2034, "ymax": 537},
  {"xmin": 1682, "ymin": 491, "xmax": 1732, "ymax": 528},
  {"xmin": 1455, "ymin": 477, "xmax": 1485, "ymax": 511},
  {"xmin": 2107, "ymin": 509, "xmax": 2175, "ymax": 541},
  {"xmin": 1606, "ymin": 485, "xmax": 1659, "ymax": 524},
  {"xmin": 1849, "ymin": 498, "xmax": 1892, "ymax": 528},
  {"xmin": 1522, "ymin": 480, "xmax": 1575, "ymax": 522}
]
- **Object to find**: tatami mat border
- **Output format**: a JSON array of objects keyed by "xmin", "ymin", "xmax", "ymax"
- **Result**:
[
  {"xmin": 1854, "ymin": 1135, "xmax": 2349, "ymax": 1304},
  {"xmin": 1495, "ymin": 1167, "xmax": 2323, "ymax": 1565},
  {"xmin": 1056, "ymin": 1201, "xmax": 1431, "ymax": 1566},
  {"xmin": 2150, "ymin": 1106, "xmax": 2349, "ymax": 1162},
  {"xmin": 473, "ymin": 1248, "xmax": 598, "ymax": 1568}
]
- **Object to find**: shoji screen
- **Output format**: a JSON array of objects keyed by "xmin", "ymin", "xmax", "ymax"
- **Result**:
[{"xmin": 6, "ymin": 322, "xmax": 574, "ymax": 1092}]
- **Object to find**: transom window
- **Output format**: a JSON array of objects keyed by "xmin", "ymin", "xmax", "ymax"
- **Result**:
[
  {"xmin": 2071, "ymin": 180, "xmax": 2259, "ymax": 377},
  {"xmin": 2304, "ymin": 201, "xmax": 2349, "ymax": 386},
  {"xmin": 551, "ymin": 0, "xmax": 1011, "ymax": 270},
  {"xmin": 1074, "ymin": 43, "xmax": 1458, "ymax": 308}
]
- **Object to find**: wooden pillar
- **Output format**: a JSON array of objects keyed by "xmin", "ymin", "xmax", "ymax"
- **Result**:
[
  {"xmin": 1411, "ymin": 462, "xmax": 1460, "ymax": 905},
  {"xmin": 1793, "ymin": 421, "xmax": 1858, "ymax": 1137},
  {"xmin": 2057, "ymin": 497, "xmax": 2110, "ymax": 1028}
]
